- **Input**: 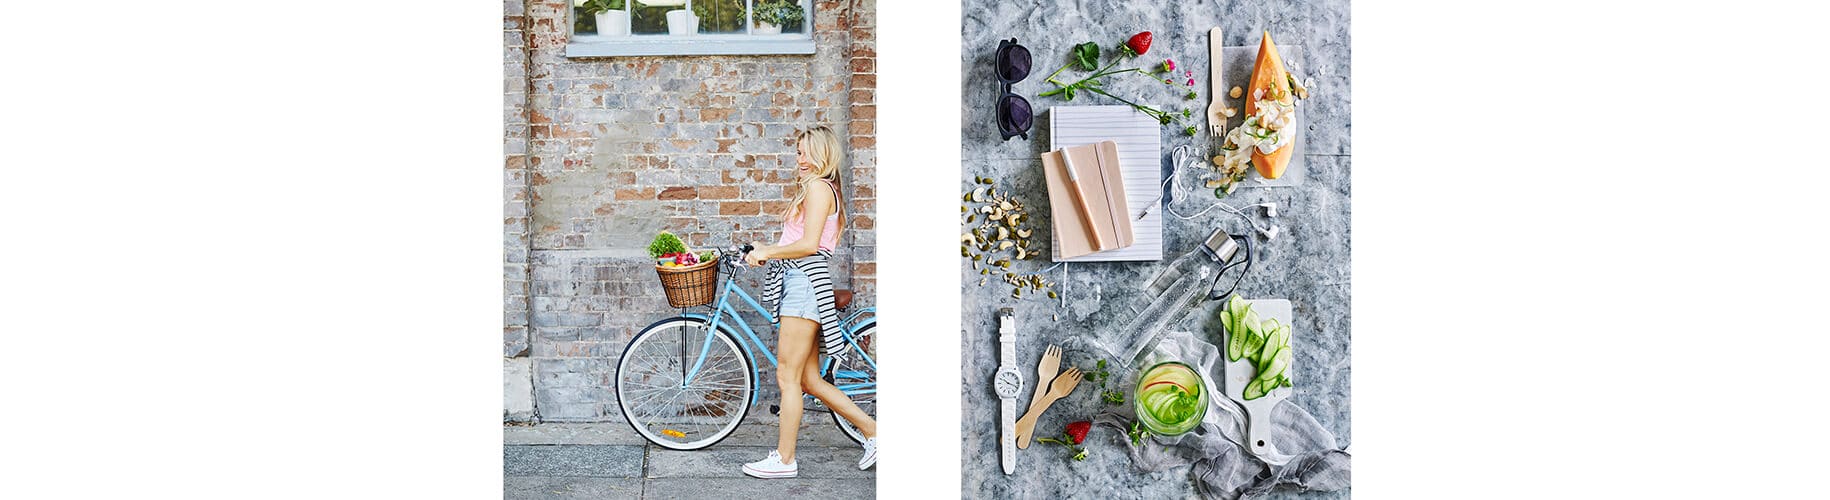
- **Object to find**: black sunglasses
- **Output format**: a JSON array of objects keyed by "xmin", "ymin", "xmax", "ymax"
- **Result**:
[{"xmin": 995, "ymin": 38, "xmax": 1032, "ymax": 141}]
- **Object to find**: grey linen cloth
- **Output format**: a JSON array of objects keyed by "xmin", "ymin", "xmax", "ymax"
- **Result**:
[{"xmin": 1094, "ymin": 330, "xmax": 1350, "ymax": 499}]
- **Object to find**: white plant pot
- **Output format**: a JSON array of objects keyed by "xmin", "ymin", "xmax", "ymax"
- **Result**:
[
  {"xmin": 594, "ymin": 11, "xmax": 629, "ymax": 37},
  {"xmin": 753, "ymin": 22, "xmax": 781, "ymax": 35},
  {"xmin": 666, "ymin": 10, "xmax": 698, "ymax": 35}
]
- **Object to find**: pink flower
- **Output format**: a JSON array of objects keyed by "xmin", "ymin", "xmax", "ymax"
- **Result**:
[
  {"xmin": 1162, "ymin": 59, "xmax": 1176, "ymax": 72},
  {"xmin": 1186, "ymin": 78, "xmax": 1196, "ymax": 86},
  {"xmin": 1164, "ymin": 78, "xmax": 1174, "ymax": 84}
]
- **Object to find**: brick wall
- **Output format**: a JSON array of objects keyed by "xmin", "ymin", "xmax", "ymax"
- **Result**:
[{"xmin": 505, "ymin": 0, "xmax": 877, "ymax": 423}]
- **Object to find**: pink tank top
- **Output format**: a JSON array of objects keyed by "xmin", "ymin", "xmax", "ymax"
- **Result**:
[{"xmin": 776, "ymin": 180, "xmax": 842, "ymax": 251}]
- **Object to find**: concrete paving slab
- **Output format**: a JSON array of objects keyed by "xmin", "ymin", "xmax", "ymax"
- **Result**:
[
  {"xmin": 646, "ymin": 445, "xmax": 874, "ymax": 479},
  {"xmin": 641, "ymin": 477, "xmax": 874, "ymax": 499},
  {"xmin": 504, "ymin": 445, "xmax": 644, "ymax": 478},
  {"xmin": 505, "ymin": 423, "xmax": 648, "ymax": 446},
  {"xmin": 504, "ymin": 476, "xmax": 644, "ymax": 499}
]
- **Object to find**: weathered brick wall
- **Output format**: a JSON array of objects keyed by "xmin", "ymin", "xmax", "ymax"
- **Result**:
[
  {"xmin": 504, "ymin": 0, "xmax": 535, "ymax": 422},
  {"xmin": 505, "ymin": 0, "xmax": 877, "ymax": 423}
]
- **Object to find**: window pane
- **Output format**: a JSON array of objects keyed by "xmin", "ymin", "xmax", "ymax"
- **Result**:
[
  {"xmin": 754, "ymin": 0, "xmax": 806, "ymax": 34},
  {"xmin": 693, "ymin": 0, "xmax": 747, "ymax": 34},
  {"xmin": 572, "ymin": 1, "xmax": 597, "ymax": 36},
  {"xmin": 631, "ymin": 0, "xmax": 685, "ymax": 35}
]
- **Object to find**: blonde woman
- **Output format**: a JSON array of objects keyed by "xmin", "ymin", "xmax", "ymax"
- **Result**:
[{"xmin": 740, "ymin": 126, "xmax": 878, "ymax": 478}]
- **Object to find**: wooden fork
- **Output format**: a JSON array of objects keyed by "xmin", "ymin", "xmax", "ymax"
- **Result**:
[
  {"xmin": 1025, "ymin": 345, "xmax": 1061, "ymax": 417},
  {"xmin": 1015, "ymin": 367, "xmax": 1082, "ymax": 448},
  {"xmin": 1206, "ymin": 27, "xmax": 1227, "ymax": 139}
]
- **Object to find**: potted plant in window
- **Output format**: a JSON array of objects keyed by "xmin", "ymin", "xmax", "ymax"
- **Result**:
[
  {"xmin": 665, "ymin": 4, "xmax": 699, "ymax": 36},
  {"xmin": 753, "ymin": 0, "xmax": 804, "ymax": 35},
  {"xmin": 583, "ymin": 0, "xmax": 629, "ymax": 37}
]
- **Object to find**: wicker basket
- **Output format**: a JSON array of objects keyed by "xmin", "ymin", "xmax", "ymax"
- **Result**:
[{"xmin": 654, "ymin": 255, "xmax": 720, "ymax": 308}]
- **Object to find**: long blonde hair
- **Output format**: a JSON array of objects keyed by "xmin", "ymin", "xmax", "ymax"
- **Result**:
[{"xmin": 785, "ymin": 126, "xmax": 845, "ymax": 229}]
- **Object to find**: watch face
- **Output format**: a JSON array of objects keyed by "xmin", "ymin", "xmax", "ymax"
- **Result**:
[{"xmin": 994, "ymin": 368, "xmax": 1023, "ymax": 398}]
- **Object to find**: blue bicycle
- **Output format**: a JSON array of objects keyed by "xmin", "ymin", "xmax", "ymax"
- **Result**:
[{"xmin": 614, "ymin": 245, "xmax": 877, "ymax": 450}]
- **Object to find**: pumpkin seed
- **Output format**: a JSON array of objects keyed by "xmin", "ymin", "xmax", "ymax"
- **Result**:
[{"xmin": 1048, "ymin": 291, "xmax": 1059, "ymax": 299}]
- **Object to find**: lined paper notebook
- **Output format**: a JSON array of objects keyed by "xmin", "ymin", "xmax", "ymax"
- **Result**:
[
  {"xmin": 1039, "ymin": 141, "xmax": 1133, "ymax": 259},
  {"xmin": 1048, "ymin": 106, "xmax": 1163, "ymax": 262}
]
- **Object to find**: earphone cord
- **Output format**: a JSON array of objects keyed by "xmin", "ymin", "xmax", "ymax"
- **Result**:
[{"xmin": 1159, "ymin": 145, "xmax": 1275, "ymax": 235}]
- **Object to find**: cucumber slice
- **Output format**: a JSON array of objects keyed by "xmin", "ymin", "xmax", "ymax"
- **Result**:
[
  {"xmin": 1256, "ymin": 342, "xmax": 1281, "ymax": 376},
  {"xmin": 1226, "ymin": 319, "xmax": 1245, "ymax": 361},
  {"xmin": 1263, "ymin": 324, "xmax": 1287, "ymax": 357},
  {"xmin": 1257, "ymin": 347, "xmax": 1292, "ymax": 384},
  {"xmin": 1242, "ymin": 378, "xmax": 1266, "ymax": 401},
  {"xmin": 1243, "ymin": 331, "xmax": 1266, "ymax": 364}
]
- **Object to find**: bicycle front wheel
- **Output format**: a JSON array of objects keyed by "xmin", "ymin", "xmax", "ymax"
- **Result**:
[{"xmin": 615, "ymin": 315, "xmax": 754, "ymax": 450}]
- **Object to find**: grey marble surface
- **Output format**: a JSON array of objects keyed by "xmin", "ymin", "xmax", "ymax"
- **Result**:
[{"xmin": 959, "ymin": 1, "xmax": 1350, "ymax": 498}]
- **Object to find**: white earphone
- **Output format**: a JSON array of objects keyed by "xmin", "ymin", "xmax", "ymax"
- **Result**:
[{"xmin": 1157, "ymin": 145, "xmax": 1285, "ymax": 240}]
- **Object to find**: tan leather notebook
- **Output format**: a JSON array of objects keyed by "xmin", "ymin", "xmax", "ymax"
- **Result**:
[{"xmin": 1039, "ymin": 140, "xmax": 1133, "ymax": 259}]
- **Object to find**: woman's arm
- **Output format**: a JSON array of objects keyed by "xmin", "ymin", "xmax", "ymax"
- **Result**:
[{"xmin": 747, "ymin": 180, "xmax": 835, "ymax": 265}]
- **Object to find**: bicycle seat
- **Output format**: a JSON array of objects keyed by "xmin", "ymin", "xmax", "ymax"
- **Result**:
[{"xmin": 832, "ymin": 289, "xmax": 853, "ymax": 310}]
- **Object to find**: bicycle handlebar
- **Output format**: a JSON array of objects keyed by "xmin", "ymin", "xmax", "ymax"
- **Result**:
[{"xmin": 719, "ymin": 244, "xmax": 757, "ymax": 270}]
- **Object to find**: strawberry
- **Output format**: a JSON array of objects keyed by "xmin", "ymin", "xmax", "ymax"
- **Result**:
[
  {"xmin": 1064, "ymin": 421, "xmax": 1091, "ymax": 444},
  {"xmin": 1124, "ymin": 31, "xmax": 1152, "ymax": 57}
]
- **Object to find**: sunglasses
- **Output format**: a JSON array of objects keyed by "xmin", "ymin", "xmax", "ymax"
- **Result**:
[{"xmin": 995, "ymin": 38, "xmax": 1033, "ymax": 141}]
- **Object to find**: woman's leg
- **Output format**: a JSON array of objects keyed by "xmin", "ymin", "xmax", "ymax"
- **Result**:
[
  {"xmin": 800, "ymin": 348, "xmax": 877, "ymax": 438},
  {"xmin": 773, "ymin": 315, "xmax": 819, "ymax": 464}
]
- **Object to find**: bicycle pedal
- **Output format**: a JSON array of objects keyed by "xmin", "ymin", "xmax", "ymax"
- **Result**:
[{"xmin": 769, "ymin": 404, "xmax": 779, "ymax": 416}]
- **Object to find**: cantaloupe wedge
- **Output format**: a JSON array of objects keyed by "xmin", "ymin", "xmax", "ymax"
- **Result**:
[{"xmin": 1246, "ymin": 31, "xmax": 1294, "ymax": 180}]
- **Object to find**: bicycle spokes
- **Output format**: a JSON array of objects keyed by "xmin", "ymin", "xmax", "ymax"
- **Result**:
[{"xmin": 615, "ymin": 318, "xmax": 754, "ymax": 450}]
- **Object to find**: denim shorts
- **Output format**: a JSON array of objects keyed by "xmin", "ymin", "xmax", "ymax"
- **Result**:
[{"xmin": 776, "ymin": 267, "xmax": 821, "ymax": 321}]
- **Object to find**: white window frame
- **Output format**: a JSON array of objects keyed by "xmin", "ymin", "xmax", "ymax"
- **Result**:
[{"xmin": 565, "ymin": 0, "xmax": 815, "ymax": 57}]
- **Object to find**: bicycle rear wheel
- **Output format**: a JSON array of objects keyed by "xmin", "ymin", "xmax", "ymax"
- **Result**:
[
  {"xmin": 828, "ymin": 320, "xmax": 876, "ymax": 444},
  {"xmin": 615, "ymin": 315, "xmax": 754, "ymax": 450}
]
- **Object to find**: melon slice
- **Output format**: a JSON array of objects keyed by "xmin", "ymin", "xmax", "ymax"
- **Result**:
[{"xmin": 1246, "ymin": 31, "xmax": 1295, "ymax": 180}]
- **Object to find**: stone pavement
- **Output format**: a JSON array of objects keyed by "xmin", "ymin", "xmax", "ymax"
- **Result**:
[{"xmin": 504, "ymin": 422, "xmax": 875, "ymax": 499}]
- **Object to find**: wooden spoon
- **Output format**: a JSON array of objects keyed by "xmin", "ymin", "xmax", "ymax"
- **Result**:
[{"xmin": 1014, "ymin": 367, "xmax": 1081, "ymax": 449}]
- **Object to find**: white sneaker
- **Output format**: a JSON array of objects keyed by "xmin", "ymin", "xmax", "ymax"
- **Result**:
[
  {"xmin": 857, "ymin": 437, "xmax": 877, "ymax": 470},
  {"xmin": 742, "ymin": 450, "xmax": 798, "ymax": 479}
]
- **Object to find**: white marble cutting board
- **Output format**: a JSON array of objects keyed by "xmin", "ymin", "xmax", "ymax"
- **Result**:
[{"xmin": 1222, "ymin": 298, "xmax": 1293, "ymax": 465}]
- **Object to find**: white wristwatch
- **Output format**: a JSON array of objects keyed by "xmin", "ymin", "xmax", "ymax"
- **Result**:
[{"xmin": 993, "ymin": 307, "xmax": 1022, "ymax": 475}]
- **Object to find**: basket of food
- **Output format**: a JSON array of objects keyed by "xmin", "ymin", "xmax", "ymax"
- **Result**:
[{"xmin": 649, "ymin": 231, "xmax": 721, "ymax": 308}]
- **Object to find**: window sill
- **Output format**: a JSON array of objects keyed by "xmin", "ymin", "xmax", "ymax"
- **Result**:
[{"xmin": 565, "ymin": 35, "xmax": 815, "ymax": 57}]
